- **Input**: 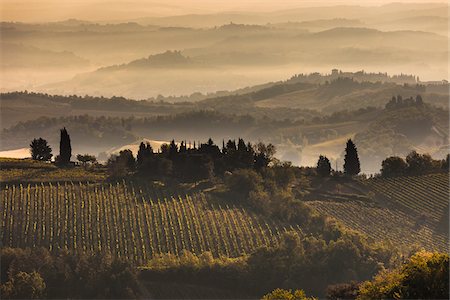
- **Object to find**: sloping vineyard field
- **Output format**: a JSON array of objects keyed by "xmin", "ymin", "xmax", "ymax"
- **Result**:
[
  {"xmin": 307, "ymin": 173, "xmax": 449, "ymax": 252},
  {"xmin": 363, "ymin": 173, "xmax": 449, "ymax": 222},
  {"xmin": 308, "ymin": 200, "xmax": 447, "ymax": 252},
  {"xmin": 0, "ymin": 181, "xmax": 299, "ymax": 264}
]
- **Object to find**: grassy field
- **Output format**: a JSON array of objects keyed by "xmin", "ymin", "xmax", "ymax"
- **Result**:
[{"xmin": 0, "ymin": 158, "xmax": 107, "ymax": 183}]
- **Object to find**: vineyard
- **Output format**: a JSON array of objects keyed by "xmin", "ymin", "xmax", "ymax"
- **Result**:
[
  {"xmin": 0, "ymin": 181, "xmax": 299, "ymax": 264},
  {"xmin": 307, "ymin": 173, "xmax": 449, "ymax": 252},
  {"xmin": 308, "ymin": 200, "xmax": 447, "ymax": 251},
  {"xmin": 363, "ymin": 173, "xmax": 449, "ymax": 223}
]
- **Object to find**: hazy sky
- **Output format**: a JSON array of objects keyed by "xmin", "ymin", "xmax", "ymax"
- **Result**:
[{"xmin": 1, "ymin": 0, "xmax": 446, "ymax": 22}]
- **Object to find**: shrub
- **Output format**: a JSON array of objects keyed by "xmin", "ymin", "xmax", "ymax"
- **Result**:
[{"xmin": 358, "ymin": 251, "xmax": 449, "ymax": 299}]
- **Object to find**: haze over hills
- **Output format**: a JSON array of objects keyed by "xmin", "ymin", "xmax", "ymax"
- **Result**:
[
  {"xmin": 0, "ymin": 1, "xmax": 448, "ymax": 172},
  {"xmin": 1, "ymin": 73, "xmax": 448, "ymax": 174},
  {"xmin": 1, "ymin": 2, "xmax": 448, "ymax": 95},
  {"xmin": 28, "ymin": 25, "xmax": 448, "ymax": 99}
]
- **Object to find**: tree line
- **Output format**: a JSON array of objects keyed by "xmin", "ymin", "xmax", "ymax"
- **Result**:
[
  {"xmin": 108, "ymin": 138, "xmax": 276, "ymax": 181},
  {"xmin": 381, "ymin": 151, "xmax": 449, "ymax": 177},
  {"xmin": 316, "ymin": 139, "xmax": 361, "ymax": 176},
  {"xmin": 29, "ymin": 127, "xmax": 447, "ymax": 180},
  {"xmin": 29, "ymin": 128, "xmax": 74, "ymax": 166}
]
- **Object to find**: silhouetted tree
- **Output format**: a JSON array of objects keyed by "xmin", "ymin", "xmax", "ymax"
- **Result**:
[
  {"xmin": 254, "ymin": 142, "xmax": 276, "ymax": 170},
  {"xmin": 381, "ymin": 156, "xmax": 408, "ymax": 177},
  {"xmin": 59, "ymin": 127, "xmax": 72, "ymax": 165},
  {"xmin": 76, "ymin": 154, "xmax": 96, "ymax": 167},
  {"xmin": 199, "ymin": 138, "xmax": 221, "ymax": 158},
  {"xmin": 236, "ymin": 138, "xmax": 254, "ymax": 169},
  {"xmin": 343, "ymin": 139, "xmax": 360, "ymax": 176},
  {"xmin": 222, "ymin": 140, "xmax": 227, "ymax": 154},
  {"xmin": 442, "ymin": 154, "xmax": 449, "ymax": 170},
  {"xmin": 168, "ymin": 140, "xmax": 178, "ymax": 159},
  {"xmin": 317, "ymin": 155, "xmax": 332, "ymax": 177},
  {"xmin": 160, "ymin": 143, "xmax": 170, "ymax": 155},
  {"xmin": 30, "ymin": 138, "xmax": 52, "ymax": 161},
  {"xmin": 226, "ymin": 140, "xmax": 237, "ymax": 153},
  {"xmin": 179, "ymin": 141, "xmax": 187, "ymax": 153},
  {"xmin": 406, "ymin": 151, "xmax": 432, "ymax": 175},
  {"xmin": 137, "ymin": 142, "xmax": 153, "ymax": 168},
  {"xmin": 107, "ymin": 149, "xmax": 135, "ymax": 179}
]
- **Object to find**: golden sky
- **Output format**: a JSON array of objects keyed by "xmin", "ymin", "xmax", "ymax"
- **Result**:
[{"xmin": 1, "ymin": 0, "xmax": 446, "ymax": 22}]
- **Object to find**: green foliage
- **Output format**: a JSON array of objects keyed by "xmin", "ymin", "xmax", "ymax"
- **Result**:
[
  {"xmin": 225, "ymin": 169, "xmax": 264, "ymax": 201},
  {"xmin": 0, "ymin": 248, "xmax": 139, "ymax": 299},
  {"xmin": 326, "ymin": 281, "xmax": 360, "ymax": 300},
  {"xmin": 0, "ymin": 271, "xmax": 46, "ymax": 299},
  {"xmin": 344, "ymin": 139, "xmax": 360, "ymax": 175},
  {"xmin": 262, "ymin": 288, "xmax": 317, "ymax": 300},
  {"xmin": 29, "ymin": 138, "xmax": 52, "ymax": 161},
  {"xmin": 140, "ymin": 229, "xmax": 393, "ymax": 298},
  {"xmin": 247, "ymin": 231, "xmax": 393, "ymax": 297},
  {"xmin": 358, "ymin": 251, "xmax": 449, "ymax": 299}
]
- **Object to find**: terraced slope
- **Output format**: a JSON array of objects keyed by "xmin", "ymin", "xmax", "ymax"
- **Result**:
[
  {"xmin": 363, "ymin": 173, "xmax": 448, "ymax": 223},
  {"xmin": 0, "ymin": 181, "xmax": 298, "ymax": 264},
  {"xmin": 309, "ymin": 200, "xmax": 447, "ymax": 251},
  {"xmin": 307, "ymin": 173, "xmax": 449, "ymax": 252}
]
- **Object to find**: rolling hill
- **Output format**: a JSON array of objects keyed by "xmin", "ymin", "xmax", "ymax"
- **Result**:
[
  {"xmin": 0, "ymin": 180, "xmax": 301, "ymax": 264},
  {"xmin": 305, "ymin": 173, "xmax": 449, "ymax": 252}
]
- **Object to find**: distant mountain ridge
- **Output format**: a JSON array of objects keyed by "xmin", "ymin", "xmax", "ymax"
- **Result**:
[{"xmin": 98, "ymin": 51, "xmax": 195, "ymax": 71}]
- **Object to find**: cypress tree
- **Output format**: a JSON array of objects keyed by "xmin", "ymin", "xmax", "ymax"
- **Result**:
[
  {"xmin": 343, "ymin": 139, "xmax": 360, "ymax": 175},
  {"xmin": 317, "ymin": 155, "xmax": 331, "ymax": 176},
  {"xmin": 59, "ymin": 127, "xmax": 72, "ymax": 165}
]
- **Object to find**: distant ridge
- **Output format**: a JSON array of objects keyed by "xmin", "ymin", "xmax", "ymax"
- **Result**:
[{"xmin": 98, "ymin": 50, "xmax": 194, "ymax": 71}]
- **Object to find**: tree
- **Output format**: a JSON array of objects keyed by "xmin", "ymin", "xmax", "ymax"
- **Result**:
[
  {"xmin": 225, "ymin": 169, "xmax": 263, "ymax": 201},
  {"xmin": 29, "ymin": 138, "xmax": 52, "ymax": 161},
  {"xmin": 136, "ymin": 142, "xmax": 153, "ymax": 168},
  {"xmin": 343, "ymin": 139, "xmax": 360, "ymax": 176},
  {"xmin": 326, "ymin": 282, "xmax": 360, "ymax": 300},
  {"xmin": 358, "ymin": 251, "xmax": 448, "ymax": 299},
  {"xmin": 76, "ymin": 154, "xmax": 97, "ymax": 167},
  {"xmin": 107, "ymin": 150, "xmax": 135, "ymax": 179},
  {"xmin": 380, "ymin": 156, "xmax": 407, "ymax": 177},
  {"xmin": 0, "ymin": 271, "xmax": 46, "ymax": 299},
  {"xmin": 405, "ymin": 151, "xmax": 432, "ymax": 175},
  {"xmin": 317, "ymin": 155, "xmax": 331, "ymax": 176},
  {"xmin": 442, "ymin": 154, "xmax": 449, "ymax": 170},
  {"xmin": 263, "ymin": 288, "xmax": 317, "ymax": 300},
  {"xmin": 59, "ymin": 127, "xmax": 72, "ymax": 165},
  {"xmin": 168, "ymin": 139, "xmax": 178, "ymax": 159},
  {"xmin": 254, "ymin": 143, "xmax": 276, "ymax": 170}
]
